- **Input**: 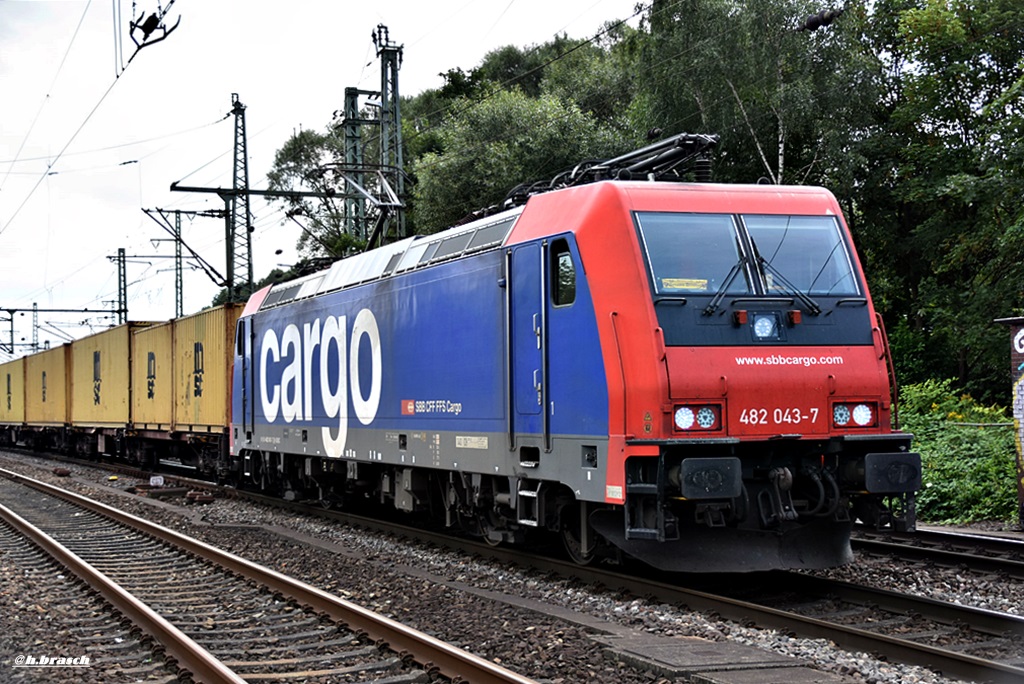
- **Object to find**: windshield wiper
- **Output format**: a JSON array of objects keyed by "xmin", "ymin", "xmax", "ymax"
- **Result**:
[
  {"xmin": 703, "ymin": 260, "xmax": 745, "ymax": 316},
  {"xmin": 759, "ymin": 257, "xmax": 822, "ymax": 316}
]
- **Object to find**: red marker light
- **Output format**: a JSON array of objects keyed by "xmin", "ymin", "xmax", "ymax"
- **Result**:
[{"xmin": 734, "ymin": 310, "xmax": 748, "ymax": 325}]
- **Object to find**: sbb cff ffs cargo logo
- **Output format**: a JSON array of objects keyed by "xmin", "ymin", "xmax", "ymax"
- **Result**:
[{"xmin": 259, "ymin": 308, "xmax": 381, "ymax": 458}]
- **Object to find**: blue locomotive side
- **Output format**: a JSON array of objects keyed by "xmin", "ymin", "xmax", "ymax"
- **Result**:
[{"xmin": 231, "ymin": 233, "xmax": 610, "ymax": 505}]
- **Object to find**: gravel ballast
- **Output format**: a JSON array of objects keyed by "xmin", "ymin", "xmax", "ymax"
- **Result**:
[{"xmin": 2, "ymin": 452, "xmax": 1010, "ymax": 684}]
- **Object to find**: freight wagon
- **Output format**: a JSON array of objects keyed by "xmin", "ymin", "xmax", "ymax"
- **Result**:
[
  {"xmin": 0, "ymin": 306, "xmax": 240, "ymax": 473},
  {"xmin": 0, "ymin": 357, "xmax": 25, "ymax": 444}
]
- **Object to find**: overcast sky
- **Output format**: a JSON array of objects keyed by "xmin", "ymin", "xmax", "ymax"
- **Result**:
[{"xmin": 0, "ymin": 0, "xmax": 642, "ymax": 357}]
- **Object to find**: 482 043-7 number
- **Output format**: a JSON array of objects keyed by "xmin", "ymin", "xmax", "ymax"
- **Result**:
[{"xmin": 738, "ymin": 407, "xmax": 819, "ymax": 425}]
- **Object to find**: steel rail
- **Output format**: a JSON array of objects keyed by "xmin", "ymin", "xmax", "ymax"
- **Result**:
[
  {"xmin": 223, "ymin": 490, "xmax": 1024, "ymax": 683},
  {"xmin": 0, "ymin": 467, "xmax": 539, "ymax": 684},
  {"xmin": 225, "ymin": 491, "xmax": 1024, "ymax": 683},
  {"xmin": 0, "ymin": 499, "xmax": 246, "ymax": 684},
  {"xmin": 763, "ymin": 572, "xmax": 1024, "ymax": 637},
  {"xmin": 494, "ymin": 558, "xmax": 1024, "ymax": 684},
  {"xmin": 854, "ymin": 528, "xmax": 1024, "ymax": 578},
  {"xmin": 854, "ymin": 536, "xmax": 1024, "ymax": 578},
  {"xmin": 8, "ymin": 452, "xmax": 1022, "ymax": 682}
]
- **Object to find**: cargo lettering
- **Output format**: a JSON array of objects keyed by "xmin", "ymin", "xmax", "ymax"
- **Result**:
[
  {"xmin": 93, "ymin": 351, "xmax": 101, "ymax": 405},
  {"xmin": 259, "ymin": 309, "xmax": 381, "ymax": 458},
  {"xmin": 193, "ymin": 342, "xmax": 205, "ymax": 397},
  {"xmin": 146, "ymin": 352, "xmax": 156, "ymax": 399}
]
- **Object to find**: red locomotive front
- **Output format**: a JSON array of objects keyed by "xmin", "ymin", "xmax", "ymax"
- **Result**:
[{"xmin": 518, "ymin": 181, "xmax": 920, "ymax": 572}]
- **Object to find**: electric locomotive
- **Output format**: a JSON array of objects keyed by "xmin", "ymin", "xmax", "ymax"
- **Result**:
[{"xmin": 230, "ymin": 136, "xmax": 920, "ymax": 572}]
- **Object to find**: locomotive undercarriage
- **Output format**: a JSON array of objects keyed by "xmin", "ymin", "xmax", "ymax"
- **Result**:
[
  {"xmin": 1, "ymin": 424, "xmax": 919, "ymax": 572},
  {"xmin": 230, "ymin": 440, "xmax": 920, "ymax": 573},
  {"xmin": 587, "ymin": 437, "xmax": 921, "ymax": 572},
  {"xmin": 231, "ymin": 448, "xmax": 618, "ymax": 563}
]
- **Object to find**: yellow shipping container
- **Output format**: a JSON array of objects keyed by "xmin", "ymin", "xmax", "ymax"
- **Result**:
[
  {"xmin": 70, "ymin": 323, "xmax": 151, "ymax": 427},
  {"xmin": 132, "ymin": 322, "xmax": 174, "ymax": 430},
  {"xmin": 25, "ymin": 344, "xmax": 71, "ymax": 426},
  {"xmin": 0, "ymin": 358, "xmax": 25, "ymax": 425},
  {"xmin": 173, "ymin": 304, "xmax": 242, "ymax": 432}
]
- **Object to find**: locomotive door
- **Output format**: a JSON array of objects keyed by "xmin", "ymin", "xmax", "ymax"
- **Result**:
[
  {"xmin": 508, "ymin": 243, "xmax": 545, "ymax": 447},
  {"xmin": 239, "ymin": 317, "xmax": 253, "ymax": 443}
]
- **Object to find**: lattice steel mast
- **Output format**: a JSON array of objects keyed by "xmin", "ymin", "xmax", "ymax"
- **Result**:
[
  {"xmin": 374, "ymin": 25, "xmax": 405, "ymax": 238},
  {"xmin": 230, "ymin": 93, "xmax": 254, "ymax": 301}
]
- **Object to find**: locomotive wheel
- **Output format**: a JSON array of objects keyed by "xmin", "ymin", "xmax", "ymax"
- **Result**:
[
  {"xmin": 479, "ymin": 513, "xmax": 505, "ymax": 546},
  {"xmin": 560, "ymin": 504, "xmax": 596, "ymax": 565}
]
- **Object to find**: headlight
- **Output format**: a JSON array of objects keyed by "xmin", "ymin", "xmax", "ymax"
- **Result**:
[
  {"xmin": 852, "ymin": 403, "xmax": 874, "ymax": 426},
  {"xmin": 696, "ymin": 406, "xmax": 717, "ymax": 428},
  {"xmin": 674, "ymin": 405, "xmax": 721, "ymax": 431},
  {"xmin": 832, "ymin": 402, "xmax": 877, "ymax": 428},
  {"xmin": 752, "ymin": 313, "xmax": 779, "ymax": 340},
  {"xmin": 674, "ymin": 407, "xmax": 695, "ymax": 430}
]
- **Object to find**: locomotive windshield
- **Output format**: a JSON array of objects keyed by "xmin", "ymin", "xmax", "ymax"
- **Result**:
[
  {"xmin": 635, "ymin": 212, "xmax": 861, "ymax": 298},
  {"xmin": 743, "ymin": 215, "xmax": 860, "ymax": 296},
  {"xmin": 636, "ymin": 213, "xmax": 753, "ymax": 295}
]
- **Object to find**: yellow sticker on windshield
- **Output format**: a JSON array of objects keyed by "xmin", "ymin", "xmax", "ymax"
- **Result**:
[{"xmin": 662, "ymin": 278, "xmax": 708, "ymax": 291}]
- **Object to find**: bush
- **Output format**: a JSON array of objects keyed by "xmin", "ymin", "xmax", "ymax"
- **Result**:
[{"xmin": 898, "ymin": 379, "xmax": 1019, "ymax": 523}]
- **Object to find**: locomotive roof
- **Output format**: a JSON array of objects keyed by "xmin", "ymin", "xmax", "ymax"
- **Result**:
[
  {"xmin": 256, "ymin": 204, "xmax": 524, "ymax": 312},
  {"xmin": 252, "ymin": 180, "xmax": 840, "ymax": 314}
]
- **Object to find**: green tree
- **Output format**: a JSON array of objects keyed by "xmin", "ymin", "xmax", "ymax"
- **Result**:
[
  {"xmin": 265, "ymin": 128, "xmax": 363, "ymax": 259},
  {"xmin": 853, "ymin": 0, "xmax": 1024, "ymax": 402},
  {"xmin": 539, "ymin": 23, "xmax": 639, "ymax": 126},
  {"xmin": 410, "ymin": 87, "xmax": 623, "ymax": 232},
  {"xmin": 636, "ymin": 0, "xmax": 880, "ymax": 188}
]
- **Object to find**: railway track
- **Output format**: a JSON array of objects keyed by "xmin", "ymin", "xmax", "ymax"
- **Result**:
[
  {"xmin": 8, "ymin": 450, "xmax": 1024, "ymax": 682},
  {"xmin": 444, "ymin": 543, "xmax": 1024, "ymax": 683},
  {"xmin": 236, "ymin": 492, "xmax": 1024, "ymax": 682},
  {"xmin": 161, "ymin": 480, "xmax": 1024, "ymax": 682},
  {"xmin": 704, "ymin": 571, "xmax": 1024, "ymax": 681},
  {"xmin": 853, "ymin": 526, "xmax": 1024, "ymax": 579},
  {"xmin": 0, "ymin": 514, "xmax": 183, "ymax": 682},
  {"xmin": 0, "ymin": 466, "xmax": 538, "ymax": 684}
]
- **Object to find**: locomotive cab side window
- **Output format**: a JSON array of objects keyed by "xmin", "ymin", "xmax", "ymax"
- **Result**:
[{"xmin": 551, "ymin": 239, "xmax": 576, "ymax": 307}]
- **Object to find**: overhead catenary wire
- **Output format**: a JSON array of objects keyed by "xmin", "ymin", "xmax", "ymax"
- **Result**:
[
  {"xmin": 0, "ymin": 1, "xmax": 183, "ymax": 239},
  {"xmin": 3, "ymin": 67, "xmax": 130, "ymax": 238},
  {"xmin": 4, "ymin": 129, "xmax": 236, "ymax": 319},
  {"xmin": 10, "ymin": 1, "xmax": 1013, "ymax": 347},
  {"xmin": 0, "ymin": 0, "xmax": 94, "ymax": 195},
  {"xmin": 0, "ymin": 114, "xmax": 231, "ymax": 167},
  {"xmin": 2, "ymin": 2, "xmax": 651, "ymax": 348},
  {"xmin": 8, "ymin": 2, "xmax": 651, "ymax": 325}
]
